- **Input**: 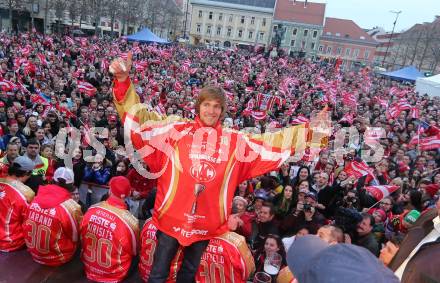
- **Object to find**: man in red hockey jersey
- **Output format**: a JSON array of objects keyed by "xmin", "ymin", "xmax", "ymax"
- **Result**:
[
  {"xmin": 0, "ymin": 156, "xmax": 35, "ymax": 252},
  {"xmin": 80, "ymin": 176, "xmax": 139, "ymax": 282},
  {"xmin": 24, "ymin": 167, "xmax": 82, "ymax": 266}
]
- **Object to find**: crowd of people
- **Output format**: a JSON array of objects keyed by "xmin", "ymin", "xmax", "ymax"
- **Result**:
[{"xmin": 0, "ymin": 30, "xmax": 439, "ymax": 282}]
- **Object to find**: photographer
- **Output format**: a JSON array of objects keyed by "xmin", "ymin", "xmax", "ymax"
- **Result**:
[{"xmin": 280, "ymin": 191, "xmax": 326, "ymax": 236}]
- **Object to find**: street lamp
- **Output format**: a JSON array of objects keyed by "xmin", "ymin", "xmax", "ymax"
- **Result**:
[{"xmin": 382, "ymin": 10, "xmax": 401, "ymax": 68}]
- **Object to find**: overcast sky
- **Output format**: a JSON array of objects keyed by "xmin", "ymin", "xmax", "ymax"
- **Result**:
[{"xmin": 312, "ymin": 0, "xmax": 439, "ymax": 31}]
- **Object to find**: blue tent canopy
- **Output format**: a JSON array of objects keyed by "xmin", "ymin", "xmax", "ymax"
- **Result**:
[
  {"xmin": 380, "ymin": 66, "xmax": 423, "ymax": 82},
  {"xmin": 126, "ymin": 28, "xmax": 169, "ymax": 44}
]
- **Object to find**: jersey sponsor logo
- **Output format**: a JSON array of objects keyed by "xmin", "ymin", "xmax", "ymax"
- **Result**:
[
  {"xmin": 0, "ymin": 190, "xmax": 5, "ymax": 199},
  {"xmin": 190, "ymin": 161, "xmax": 216, "ymax": 182}
]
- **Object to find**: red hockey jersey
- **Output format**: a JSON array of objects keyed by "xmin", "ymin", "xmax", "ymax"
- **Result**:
[
  {"xmin": 24, "ymin": 184, "xmax": 82, "ymax": 266},
  {"xmin": 0, "ymin": 178, "xmax": 35, "ymax": 252},
  {"xmin": 113, "ymin": 79, "xmax": 308, "ymax": 246},
  {"xmin": 139, "ymin": 219, "xmax": 255, "ymax": 283},
  {"xmin": 80, "ymin": 196, "xmax": 139, "ymax": 283}
]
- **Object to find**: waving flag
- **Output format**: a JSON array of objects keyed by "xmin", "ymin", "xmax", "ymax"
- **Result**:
[
  {"xmin": 37, "ymin": 53, "xmax": 48, "ymax": 66},
  {"xmin": 250, "ymin": 110, "xmax": 267, "ymax": 121},
  {"xmin": 389, "ymin": 87, "xmax": 399, "ymax": 96},
  {"xmin": 344, "ymin": 160, "xmax": 374, "ymax": 179},
  {"xmin": 410, "ymin": 107, "xmax": 420, "ymax": 119},
  {"xmin": 77, "ymin": 81, "xmax": 97, "ymax": 97},
  {"xmin": 366, "ymin": 185, "xmax": 399, "ymax": 201},
  {"xmin": 101, "ymin": 59, "xmax": 109, "ymax": 71},
  {"xmin": 0, "ymin": 79, "xmax": 16, "ymax": 91},
  {"xmin": 65, "ymin": 36, "xmax": 75, "ymax": 45},
  {"xmin": 20, "ymin": 45, "xmax": 32, "ymax": 57},
  {"xmin": 419, "ymin": 134, "xmax": 440, "ymax": 151},
  {"xmin": 174, "ymin": 81, "xmax": 183, "ymax": 92},
  {"xmin": 339, "ymin": 113, "xmax": 354, "ymax": 125},
  {"xmin": 291, "ymin": 115, "xmax": 309, "ymax": 125},
  {"xmin": 342, "ymin": 92, "xmax": 357, "ymax": 107}
]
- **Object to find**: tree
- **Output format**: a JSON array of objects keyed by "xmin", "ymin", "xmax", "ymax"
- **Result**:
[
  {"xmin": 67, "ymin": 0, "xmax": 79, "ymax": 27},
  {"xmin": 52, "ymin": 0, "xmax": 66, "ymax": 33},
  {"xmin": 104, "ymin": 0, "xmax": 121, "ymax": 34}
]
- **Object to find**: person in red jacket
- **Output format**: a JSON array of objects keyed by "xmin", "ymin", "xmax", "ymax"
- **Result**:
[
  {"xmin": 0, "ymin": 156, "xmax": 35, "ymax": 252},
  {"xmin": 23, "ymin": 167, "xmax": 82, "ymax": 266},
  {"xmin": 80, "ymin": 176, "xmax": 139, "ymax": 283},
  {"xmin": 110, "ymin": 53, "xmax": 320, "ymax": 283}
]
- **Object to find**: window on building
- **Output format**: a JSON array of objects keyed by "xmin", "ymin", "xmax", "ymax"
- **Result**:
[
  {"xmin": 319, "ymin": 45, "xmax": 323, "ymax": 52},
  {"xmin": 326, "ymin": 32, "xmax": 331, "ymax": 35},
  {"xmin": 303, "ymin": 29, "xmax": 308, "ymax": 36},
  {"xmin": 326, "ymin": 46, "xmax": 332, "ymax": 54},
  {"xmin": 301, "ymin": 41, "xmax": 306, "ymax": 49},
  {"xmin": 259, "ymin": 32, "xmax": 264, "ymax": 40},
  {"xmin": 313, "ymin": 30, "xmax": 318, "ymax": 38},
  {"xmin": 206, "ymin": 25, "xmax": 211, "ymax": 35},
  {"xmin": 198, "ymin": 10, "xmax": 202, "ymax": 18},
  {"xmin": 290, "ymin": 40, "xmax": 295, "ymax": 47},
  {"xmin": 360, "ymin": 36, "xmax": 365, "ymax": 40},
  {"xmin": 354, "ymin": 49, "xmax": 359, "ymax": 58},
  {"xmin": 292, "ymin": 28, "xmax": 297, "ymax": 35},
  {"xmin": 216, "ymin": 26, "xmax": 222, "ymax": 36},
  {"xmin": 209, "ymin": 11, "xmax": 213, "ymax": 20},
  {"xmin": 248, "ymin": 31, "xmax": 253, "ymax": 39},
  {"xmin": 196, "ymin": 24, "xmax": 201, "ymax": 33},
  {"xmin": 311, "ymin": 42, "xmax": 315, "ymax": 50},
  {"xmin": 219, "ymin": 13, "xmax": 223, "ymax": 20},
  {"xmin": 336, "ymin": 32, "xmax": 340, "ymax": 36},
  {"xmin": 229, "ymin": 14, "xmax": 233, "ymax": 22},
  {"xmin": 345, "ymin": 48, "xmax": 351, "ymax": 56},
  {"xmin": 241, "ymin": 16, "xmax": 245, "ymax": 24},
  {"xmin": 227, "ymin": 28, "xmax": 232, "ymax": 37},
  {"xmin": 238, "ymin": 29, "xmax": 243, "ymax": 38},
  {"xmin": 262, "ymin": 18, "xmax": 266, "ymax": 26},
  {"xmin": 364, "ymin": 50, "xmax": 370, "ymax": 59},
  {"xmin": 251, "ymin": 17, "xmax": 255, "ymax": 25}
]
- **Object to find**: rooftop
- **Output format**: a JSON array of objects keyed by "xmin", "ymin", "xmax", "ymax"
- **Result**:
[
  {"xmin": 323, "ymin": 17, "xmax": 376, "ymax": 43},
  {"xmin": 274, "ymin": 0, "xmax": 326, "ymax": 26}
]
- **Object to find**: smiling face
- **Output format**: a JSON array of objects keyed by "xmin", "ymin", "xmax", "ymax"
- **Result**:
[{"xmin": 199, "ymin": 99, "xmax": 222, "ymax": 126}]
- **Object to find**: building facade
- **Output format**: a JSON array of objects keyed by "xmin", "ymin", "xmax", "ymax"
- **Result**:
[
  {"xmin": 189, "ymin": 0, "xmax": 275, "ymax": 48},
  {"xmin": 367, "ymin": 27, "xmax": 401, "ymax": 68},
  {"xmin": 272, "ymin": 0, "xmax": 325, "ymax": 58},
  {"xmin": 318, "ymin": 17, "xmax": 377, "ymax": 69},
  {"xmin": 390, "ymin": 16, "xmax": 440, "ymax": 73}
]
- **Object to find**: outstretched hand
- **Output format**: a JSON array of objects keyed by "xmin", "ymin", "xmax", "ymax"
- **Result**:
[{"xmin": 109, "ymin": 51, "xmax": 132, "ymax": 82}]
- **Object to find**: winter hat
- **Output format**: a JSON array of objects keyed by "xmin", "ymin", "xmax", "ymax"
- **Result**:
[
  {"xmin": 424, "ymin": 184, "xmax": 440, "ymax": 198},
  {"xmin": 109, "ymin": 176, "xmax": 131, "ymax": 199}
]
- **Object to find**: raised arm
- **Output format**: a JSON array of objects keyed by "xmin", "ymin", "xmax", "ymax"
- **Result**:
[{"xmin": 111, "ymin": 52, "xmax": 163, "ymax": 125}]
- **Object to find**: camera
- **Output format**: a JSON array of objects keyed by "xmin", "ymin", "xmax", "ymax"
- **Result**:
[{"xmin": 303, "ymin": 203, "xmax": 312, "ymax": 212}]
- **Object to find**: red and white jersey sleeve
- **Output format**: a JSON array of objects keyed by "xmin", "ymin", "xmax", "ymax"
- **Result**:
[
  {"xmin": 0, "ymin": 179, "xmax": 34, "ymax": 252},
  {"xmin": 24, "ymin": 199, "xmax": 82, "ymax": 266},
  {"xmin": 138, "ymin": 218, "xmax": 182, "ymax": 282},
  {"xmin": 196, "ymin": 232, "xmax": 255, "ymax": 283},
  {"xmin": 80, "ymin": 201, "xmax": 139, "ymax": 283}
]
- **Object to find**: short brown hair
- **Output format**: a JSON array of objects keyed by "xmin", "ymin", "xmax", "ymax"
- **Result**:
[{"xmin": 195, "ymin": 86, "xmax": 227, "ymax": 118}]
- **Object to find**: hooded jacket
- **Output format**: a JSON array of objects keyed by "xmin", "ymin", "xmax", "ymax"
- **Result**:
[{"xmin": 23, "ymin": 184, "xmax": 82, "ymax": 266}]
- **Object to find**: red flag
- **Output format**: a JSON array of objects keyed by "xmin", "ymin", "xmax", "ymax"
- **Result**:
[
  {"xmin": 65, "ymin": 36, "xmax": 75, "ymax": 45},
  {"xmin": 344, "ymin": 160, "xmax": 374, "ymax": 179},
  {"xmin": 410, "ymin": 107, "xmax": 420, "ymax": 119},
  {"xmin": 339, "ymin": 113, "xmax": 354, "ymax": 125},
  {"xmin": 342, "ymin": 92, "xmax": 357, "ymax": 107},
  {"xmin": 174, "ymin": 81, "xmax": 183, "ymax": 92},
  {"xmin": 77, "ymin": 81, "xmax": 97, "ymax": 97},
  {"xmin": 419, "ymin": 134, "xmax": 440, "ymax": 151},
  {"xmin": 37, "ymin": 53, "xmax": 48, "ymax": 66},
  {"xmin": 365, "ymin": 185, "xmax": 399, "ymax": 201},
  {"xmin": 250, "ymin": 110, "xmax": 267, "ymax": 121},
  {"xmin": 291, "ymin": 115, "xmax": 309, "ymax": 125},
  {"xmin": 0, "ymin": 79, "xmax": 16, "ymax": 91}
]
